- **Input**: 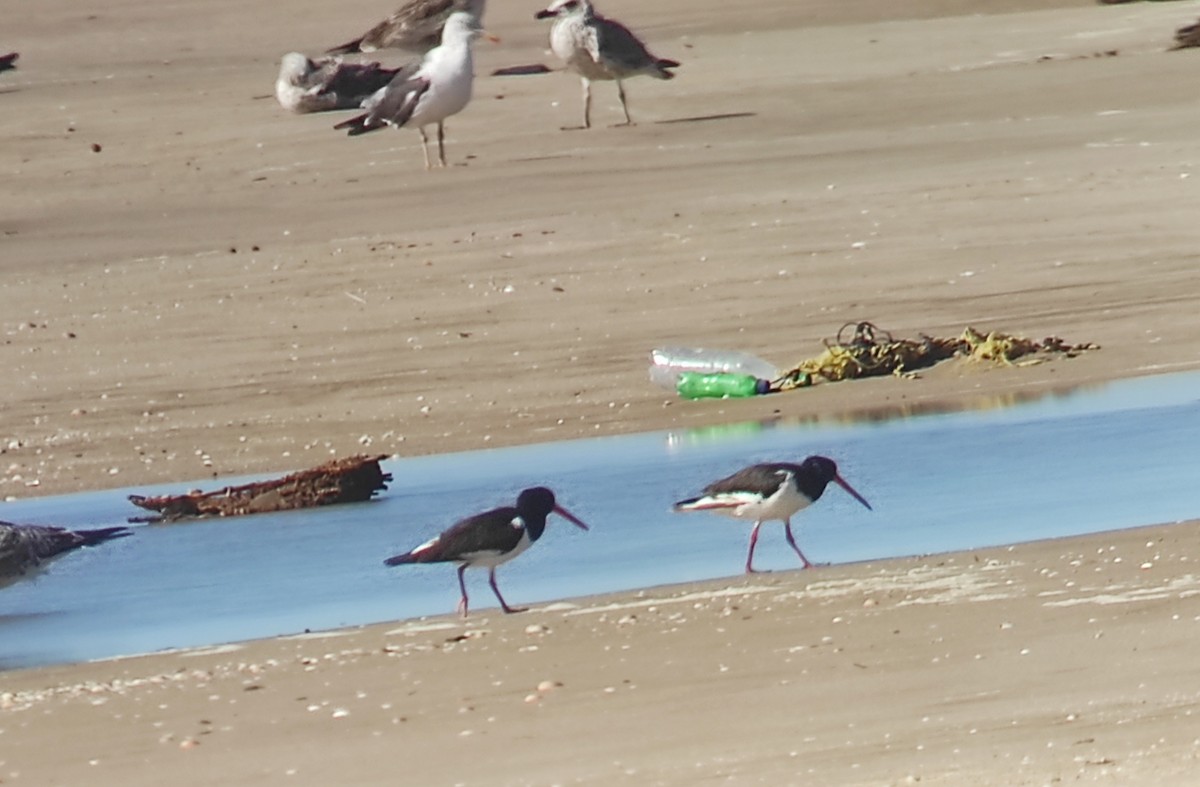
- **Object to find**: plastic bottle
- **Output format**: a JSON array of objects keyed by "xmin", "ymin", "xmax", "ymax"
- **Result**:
[
  {"xmin": 675, "ymin": 371, "xmax": 772, "ymax": 400},
  {"xmin": 648, "ymin": 346, "xmax": 779, "ymax": 390}
]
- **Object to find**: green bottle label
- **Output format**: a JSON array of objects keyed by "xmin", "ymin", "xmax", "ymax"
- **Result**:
[{"xmin": 676, "ymin": 372, "xmax": 760, "ymax": 400}]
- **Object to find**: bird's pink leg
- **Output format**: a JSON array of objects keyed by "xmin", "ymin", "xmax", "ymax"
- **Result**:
[
  {"xmin": 489, "ymin": 568, "xmax": 525, "ymax": 614},
  {"xmin": 457, "ymin": 564, "xmax": 470, "ymax": 618},
  {"xmin": 745, "ymin": 521, "xmax": 764, "ymax": 573},
  {"xmin": 783, "ymin": 520, "xmax": 813, "ymax": 569}
]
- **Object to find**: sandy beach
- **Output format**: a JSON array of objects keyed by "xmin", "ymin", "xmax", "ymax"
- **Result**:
[{"xmin": 2, "ymin": 0, "xmax": 1200, "ymax": 782}]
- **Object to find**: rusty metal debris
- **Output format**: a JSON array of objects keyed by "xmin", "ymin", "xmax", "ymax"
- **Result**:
[
  {"xmin": 775, "ymin": 322, "xmax": 1098, "ymax": 391},
  {"xmin": 127, "ymin": 454, "xmax": 393, "ymax": 523}
]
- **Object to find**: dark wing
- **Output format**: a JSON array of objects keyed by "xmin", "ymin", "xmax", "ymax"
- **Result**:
[
  {"xmin": 0, "ymin": 52, "xmax": 18, "ymax": 73},
  {"xmin": 386, "ymin": 506, "xmax": 525, "ymax": 564},
  {"xmin": 326, "ymin": 36, "xmax": 366, "ymax": 56},
  {"xmin": 591, "ymin": 16, "xmax": 657, "ymax": 72},
  {"xmin": 368, "ymin": 71, "xmax": 430, "ymax": 125},
  {"xmin": 378, "ymin": 0, "xmax": 458, "ymax": 49},
  {"xmin": 323, "ymin": 61, "xmax": 405, "ymax": 100},
  {"xmin": 334, "ymin": 71, "xmax": 429, "ymax": 135},
  {"xmin": 333, "ymin": 0, "xmax": 457, "ymax": 54},
  {"xmin": 703, "ymin": 464, "xmax": 794, "ymax": 498}
]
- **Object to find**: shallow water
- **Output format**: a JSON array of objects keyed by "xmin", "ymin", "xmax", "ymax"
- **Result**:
[{"xmin": 2, "ymin": 371, "xmax": 1198, "ymax": 670}]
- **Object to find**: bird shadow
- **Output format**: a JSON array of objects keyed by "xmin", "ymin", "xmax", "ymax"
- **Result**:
[
  {"xmin": 655, "ymin": 111, "xmax": 757, "ymax": 125},
  {"xmin": 490, "ymin": 63, "xmax": 554, "ymax": 77}
]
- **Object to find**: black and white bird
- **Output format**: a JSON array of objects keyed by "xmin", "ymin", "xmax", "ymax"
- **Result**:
[
  {"xmin": 674, "ymin": 456, "xmax": 872, "ymax": 574},
  {"xmin": 275, "ymin": 53, "xmax": 403, "ymax": 113},
  {"xmin": 534, "ymin": 0, "xmax": 679, "ymax": 129},
  {"xmin": 327, "ymin": 0, "xmax": 486, "ymax": 56},
  {"xmin": 334, "ymin": 10, "xmax": 481, "ymax": 169},
  {"xmin": 384, "ymin": 486, "xmax": 589, "ymax": 617},
  {"xmin": 1, "ymin": 521, "xmax": 131, "ymax": 589}
]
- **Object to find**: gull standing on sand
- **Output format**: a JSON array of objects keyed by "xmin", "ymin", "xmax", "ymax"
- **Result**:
[
  {"xmin": 275, "ymin": 53, "xmax": 403, "ymax": 113},
  {"xmin": 334, "ymin": 11, "xmax": 481, "ymax": 169},
  {"xmin": 1, "ymin": 521, "xmax": 131, "ymax": 590},
  {"xmin": 327, "ymin": 0, "xmax": 486, "ymax": 55},
  {"xmin": 534, "ymin": 0, "xmax": 679, "ymax": 129}
]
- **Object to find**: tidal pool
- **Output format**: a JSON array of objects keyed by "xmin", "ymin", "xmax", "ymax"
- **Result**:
[{"xmin": 1, "ymin": 371, "xmax": 1197, "ymax": 670}]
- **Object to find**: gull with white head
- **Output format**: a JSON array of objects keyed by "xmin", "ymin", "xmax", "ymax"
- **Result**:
[{"xmin": 334, "ymin": 10, "xmax": 481, "ymax": 169}]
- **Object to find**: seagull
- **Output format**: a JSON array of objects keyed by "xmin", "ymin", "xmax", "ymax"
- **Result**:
[
  {"xmin": 0, "ymin": 52, "xmax": 17, "ymax": 74},
  {"xmin": 674, "ymin": 456, "xmax": 872, "ymax": 574},
  {"xmin": 1, "ymin": 521, "xmax": 131, "ymax": 590},
  {"xmin": 275, "ymin": 53, "xmax": 403, "ymax": 113},
  {"xmin": 327, "ymin": 0, "xmax": 486, "ymax": 56},
  {"xmin": 333, "ymin": 10, "xmax": 481, "ymax": 169},
  {"xmin": 534, "ymin": 0, "xmax": 679, "ymax": 129},
  {"xmin": 384, "ymin": 487, "xmax": 589, "ymax": 617}
]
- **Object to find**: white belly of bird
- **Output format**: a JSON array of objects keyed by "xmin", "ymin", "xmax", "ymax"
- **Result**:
[
  {"xmin": 409, "ymin": 54, "xmax": 474, "ymax": 129},
  {"xmin": 460, "ymin": 530, "xmax": 532, "ymax": 568},
  {"xmin": 719, "ymin": 480, "xmax": 811, "ymax": 523},
  {"xmin": 552, "ymin": 21, "xmax": 614, "ymax": 81}
]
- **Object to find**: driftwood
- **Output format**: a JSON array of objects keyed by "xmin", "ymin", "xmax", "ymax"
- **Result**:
[{"xmin": 128, "ymin": 454, "xmax": 393, "ymax": 523}]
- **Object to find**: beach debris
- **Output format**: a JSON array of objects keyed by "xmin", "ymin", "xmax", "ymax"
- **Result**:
[
  {"xmin": 126, "ymin": 454, "xmax": 392, "ymax": 523},
  {"xmin": 1169, "ymin": 17, "xmax": 1200, "ymax": 50},
  {"xmin": 650, "ymin": 323, "xmax": 1096, "ymax": 399},
  {"xmin": 1, "ymin": 521, "xmax": 132, "ymax": 589},
  {"xmin": 774, "ymin": 322, "xmax": 1098, "ymax": 391}
]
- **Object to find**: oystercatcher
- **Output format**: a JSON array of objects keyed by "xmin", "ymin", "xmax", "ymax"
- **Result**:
[
  {"xmin": 673, "ymin": 456, "xmax": 872, "ymax": 574},
  {"xmin": 1, "ymin": 521, "xmax": 131, "ymax": 589},
  {"xmin": 384, "ymin": 486, "xmax": 589, "ymax": 617},
  {"xmin": 534, "ymin": 0, "xmax": 679, "ymax": 129}
]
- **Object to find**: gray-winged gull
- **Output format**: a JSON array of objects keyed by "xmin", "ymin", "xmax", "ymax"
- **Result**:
[
  {"xmin": 328, "ymin": 0, "xmax": 486, "ymax": 56},
  {"xmin": 334, "ymin": 11, "xmax": 481, "ymax": 169},
  {"xmin": 534, "ymin": 0, "xmax": 679, "ymax": 129},
  {"xmin": 276, "ymin": 53, "xmax": 403, "ymax": 113}
]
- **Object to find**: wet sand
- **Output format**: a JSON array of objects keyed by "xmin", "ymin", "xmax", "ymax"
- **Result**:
[{"xmin": 2, "ymin": 0, "xmax": 1200, "ymax": 783}]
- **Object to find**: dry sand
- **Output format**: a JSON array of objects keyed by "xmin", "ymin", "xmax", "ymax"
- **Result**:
[{"xmin": 2, "ymin": 0, "xmax": 1200, "ymax": 782}]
